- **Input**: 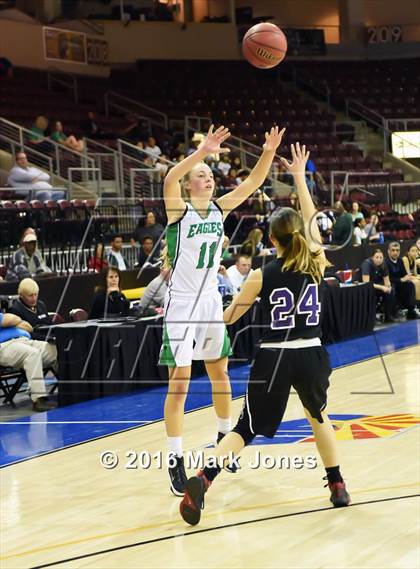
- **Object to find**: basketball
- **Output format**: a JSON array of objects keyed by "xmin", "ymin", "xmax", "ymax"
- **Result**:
[{"xmin": 242, "ymin": 22, "xmax": 287, "ymax": 69}]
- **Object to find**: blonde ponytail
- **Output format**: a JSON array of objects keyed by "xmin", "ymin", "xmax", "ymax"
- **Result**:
[{"xmin": 282, "ymin": 230, "xmax": 326, "ymax": 284}]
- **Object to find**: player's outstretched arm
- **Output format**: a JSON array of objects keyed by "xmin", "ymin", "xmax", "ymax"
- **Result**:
[
  {"xmin": 164, "ymin": 125, "xmax": 230, "ymax": 223},
  {"xmin": 216, "ymin": 126, "xmax": 285, "ymax": 218},
  {"xmin": 280, "ymin": 143, "xmax": 326, "ymax": 264},
  {"xmin": 224, "ymin": 269, "xmax": 262, "ymax": 325}
]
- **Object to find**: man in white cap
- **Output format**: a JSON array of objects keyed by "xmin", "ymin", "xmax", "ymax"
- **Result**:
[
  {"xmin": 6, "ymin": 232, "xmax": 52, "ymax": 281},
  {"xmin": 0, "ymin": 312, "xmax": 57, "ymax": 411}
]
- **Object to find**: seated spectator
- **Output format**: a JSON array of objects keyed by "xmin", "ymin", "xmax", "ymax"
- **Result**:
[
  {"xmin": 240, "ymin": 228, "xmax": 270, "ymax": 257},
  {"xmin": 217, "ymin": 265, "xmax": 234, "ymax": 296},
  {"xmin": 88, "ymin": 243, "xmax": 108, "ymax": 273},
  {"xmin": 131, "ymin": 211, "xmax": 164, "ymax": 246},
  {"xmin": 351, "ymin": 201, "xmax": 364, "ymax": 222},
  {"xmin": 353, "ymin": 218, "xmax": 367, "ymax": 246},
  {"xmin": 50, "ymin": 121, "xmax": 84, "ymax": 153},
  {"xmin": 224, "ymin": 168, "xmax": 239, "ymax": 189},
  {"xmin": 361, "ymin": 249, "xmax": 396, "ymax": 322},
  {"xmin": 144, "ymin": 136, "xmax": 162, "ymax": 164},
  {"xmin": 7, "ymin": 151, "xmax": 64, "ymax": 201},
  {"xmin": 289, "ymin": 192, "xmax": 299, "ymax": 211},
  {"xmin": 138, "ymin": 267, "xmax": 170, "ymax": 312},
  {"xmin": 232, "ymin": 156, "xmax": 243, "ymax": 171},
  {"xmin": 0, "ymin": 312, "xmax": 57, "ymax": 411},
  {"xmin": 365, "ymin": 214, "xmax": 381, "ymax": 242},
  {"xmin": 107, "ymin": 234, "xmax": 130, "ymax": 271},
  {"xmin": 332, "ymin": 201, "xmax": 353, "ymax": 246},
  {"xmin": 385, "ymin": 242, "xmax": 418, "ymax": 319},
  {"xmin": 89, "ymin": 267, "xmax": 130, "ymax": 319},
  {"xmin": 9, "ymin": 278, "xmax": 53, "ymax": 329},
  {"xmin": 186, "ymin": 133, "xmax": 203, "ymax": 156},
  {"xmin": 6, "ymin": 232, "xmax": 52, "ymax": 281},
  {"xmin": 28, "ymin": 116, "xmax": 53, "ymax": 153},
  {"xmin": 227, "ymin": 255, "xmax": 252, "ymax": 293},
  {"xmin": 402, "ymin": 245, "xmax": 420, "ymax": 301},
  {"xmin": 79, "ymin": 111, "xmax": 114, "ymax": 139},
  {"xmin": 137, "ymin": 236, "xmax": 161, "ymax": 268},
  {"xmin": 217, "ymin": 154, "xmax": 232, "ymax": 177},
  {"xmin": 313, "ymin": 197, "xmax": 333, "ymax": 243}
]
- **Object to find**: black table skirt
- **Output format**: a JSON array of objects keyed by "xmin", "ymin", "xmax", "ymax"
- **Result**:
[{"xmin": 56, "ymin": 283, "xmax": 376, "ymax": 406}]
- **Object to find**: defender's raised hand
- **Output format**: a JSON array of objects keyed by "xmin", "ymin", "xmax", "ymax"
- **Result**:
[
  {"xmin": 263, "ymin": 126, "xmax": 285, "ymax": 152},
  {"xmin": 199, "ymin": 124, "xmax": 231, "ymax": 155},
  {"xmin": 280, "ymin": 142, "xmax": 310, "ymax": 174}
]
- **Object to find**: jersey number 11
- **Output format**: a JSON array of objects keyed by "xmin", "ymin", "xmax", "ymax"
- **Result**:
[{"xmin": 196, "ymin": 241, "xmax": 218, "ymax": 269}]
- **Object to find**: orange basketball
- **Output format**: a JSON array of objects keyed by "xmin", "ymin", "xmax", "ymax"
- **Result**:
[{"xmin": 242, "ymin": 23, "xmax": 287, "ymax": 69}]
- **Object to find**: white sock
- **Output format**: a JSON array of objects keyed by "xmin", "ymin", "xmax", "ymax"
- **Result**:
[
  {"xmin": 217, "ymin": 417, "xmax": 232, "ymax": 435},
  {"xmin": 167, "ymin": 436, "xmax": 183, "ymax": 458}
]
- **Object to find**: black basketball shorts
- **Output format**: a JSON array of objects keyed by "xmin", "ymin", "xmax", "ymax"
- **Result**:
[{"xmin": 233, "ymin": 346, "xmax": 332, "ymax": 440}]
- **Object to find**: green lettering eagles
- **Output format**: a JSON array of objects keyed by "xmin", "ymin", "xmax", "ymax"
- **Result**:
[{"xmin": 187, "ymin": 222, "xmax": 223, "ymax": 238}]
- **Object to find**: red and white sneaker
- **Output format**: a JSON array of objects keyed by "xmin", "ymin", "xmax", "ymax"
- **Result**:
[{"xmin": 179, "ymin": 472, "xmax": 211, "ymax": 526}]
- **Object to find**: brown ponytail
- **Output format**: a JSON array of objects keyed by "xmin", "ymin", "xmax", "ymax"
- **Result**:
[{"xmin": 270, "ymin": 208, "xmax": 329, "ymax": 284}]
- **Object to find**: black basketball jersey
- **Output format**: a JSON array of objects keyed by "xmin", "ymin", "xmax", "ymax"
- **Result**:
[{"xmin": 259, "ymin": 257, "xmax": 324, "ymax": 343}]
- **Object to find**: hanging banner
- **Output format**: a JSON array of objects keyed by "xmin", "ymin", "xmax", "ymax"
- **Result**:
[{"xmin": 43, "ymin": 27, "xmax": 87, "ymax": 64}]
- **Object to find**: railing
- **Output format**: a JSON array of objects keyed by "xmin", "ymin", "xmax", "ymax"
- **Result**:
[
  {"xmin": 129, "ymin": 168, "xmax": 163, "ymax": 199},
  {"xmin": 117, "ymin": 139, "xmax": 174, "ymax": 196},
  {"xmin": 0, "ymin": 117, "xmax": 96, "ymax": 182},
  {"xmin": 104, "ymin": 91, "xmax": 169, "ymax": 130},
  {"xmin": 384, "ymin": 117, "xmax": 420, "ymax": 132},
  {"xmin": 0, "ymin": 135, "xmax": 54, "ymax": 178},
  {"xmin": 330, "ymin": 170, "xmax": 398, "ymax": 205},
  {"xmin": 0, "ymin": 187, "xmax": 67, "ymax": 200},
  {"xmin": 47, "ymin": 67, "xmax": 78, "ymax": 103},
  {"xmin": 68, "ymin": 168, "xmax": 102, "ymax": 200},
  {"xmin": 390, "ymin": 181, "xmax": 420, "ymax": 214}
]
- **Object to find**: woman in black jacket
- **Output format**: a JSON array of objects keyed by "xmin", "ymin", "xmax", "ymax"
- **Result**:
[{"xmin": 89, "ymin": 267, "xmax": 130, "ymax": 319}]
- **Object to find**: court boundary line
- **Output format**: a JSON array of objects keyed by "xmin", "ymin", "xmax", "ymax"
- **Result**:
[
  {"xmin": 1, "ymin": 343, "xmax": 418, "ymax": 469},
  {"xmin": 29, "ymin": 493, "xmax": 420, "ymax": 569}
]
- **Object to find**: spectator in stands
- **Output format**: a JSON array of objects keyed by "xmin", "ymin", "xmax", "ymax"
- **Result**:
[
  {"xmin": 79, "ymin": 111, "xmax": 113, "ymax": 140},
  {"xmin": 289, "ymin": 192, "xmax": 299, "ymax": 211},
  {"xmin": 131, "ymin": 211, "xmax": 165, "ymax": 247},
  {"xmin": 217, "ymin": 265, "xmax": 234, "ymax": 296},
  {"xmin": 50, "ymin": 121, "xmax": 84, "ymax": 153},
  {"xmin": 313, "ymin": 197, "xmax": 333, "ymax": 243},
  {"xmin": 144, "ymin": 136, "xmax": 162, "ymax": 164},
  {"xmin": 353, "ymin": 218, "xmax": 367, "ymax": 246},
  {"xmin": 0, "ymin": 312, "xmax": 57, "ymax": 411},
  {"xmin": 385, "ymin": 242, "xmax": 418, "ymax": 319},
  {"xmin": 88, "ymin": 243, "xmax": 108, "ymax": 273},
  {"xmin": 6, "ymin": 232, "xmax": 52, "ymax": 281},
  {"xmin": 226, "ymin": 255, "xmax": 252, "ymax": 293},
  {"xmin": 232, "ymin": 156, "xmax": 243, "ymax": 171},
  {"xmin": 89, "ymin": 267, "xmax": 130, "ymax": 319},
  {"xmin": 28, "ymin": 116, "xmax": 52, "ymax": 153},
  {"xmin": 278, "ymin": 161, "xmax": 294, "ymax": 186},
  {"xmin": 7, "ymin": 151, "xmax": 64, "ymax": 201},
  {"xmin": 137, "ymin": 236, "xmax": 161, "ymax": 268},
  {"xmin": 402, "ymin": 245, "xmax": 420, "ymax": 301},
  {"xmin": 107, "ymin": 234, "xmax": 130, "ymax": 271},
  {"xmin": 187, "ymin": 133, "xmax": 203, "ymax": 156},
  {"xmin": 217, "ymin": 154, "xmax": 232, "ymax": 177},
  {"xmin": 332, "ymin": 201, "xmax": 353, "ymax": 246},
  {"xmin": 361, "ymin": 249, "xmax": 396, "ymax": 323},
  {"xmin": 138, "ymin": 267, "xmax": 170, "ymax": 312},
  {"xmin": 9, "ymin": 278, "xmax": 53, "ymax": 329},
  {"xmin": 224, "ymin": 167, "xmax": 239, "ymax": 190},
  {"xmin": 351, "ymin": 201, "xmax": 364, "ymax": 222},
  {"xmin": 365, "ymin": 213, "xmax": 381, "ymax": 242},
  {"xmin": 240, "ymin": 228, "xmax": 270, "ymax": 257}
]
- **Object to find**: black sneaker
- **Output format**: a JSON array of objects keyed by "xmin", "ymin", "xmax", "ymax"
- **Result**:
[
  {"xmin": 179, "ymin": 474, "xmax": 210, "ymax": 526},
  {"xmin": 168, "ymin": 455, "xmax": 187, "ymax": 497},
  {"xmin": 217, "ymin": 432, "xmax": 238, "ymax": 473},
  {"xmin": 407, "ymin": 310, "xmax": 419, "ymax": 320},
  {"xmin": 324, "ymin": 477, "xmax": 351, "ymax": 507}
]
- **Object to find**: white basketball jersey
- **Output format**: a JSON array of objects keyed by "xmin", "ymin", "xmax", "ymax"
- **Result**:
[{"xmin": 166, "ymin": 201, "xmax": 224, "ymax": 298}]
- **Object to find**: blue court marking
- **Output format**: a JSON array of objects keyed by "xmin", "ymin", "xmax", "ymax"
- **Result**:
[{"xmin": 0, "ymin": 321, "xmax": 418, "ymax": 467}]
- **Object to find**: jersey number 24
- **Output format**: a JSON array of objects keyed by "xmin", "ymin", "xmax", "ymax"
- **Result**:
[{"xmin": 269, "ymin": 284, "xmax": 320, "ymax": 330}]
